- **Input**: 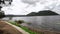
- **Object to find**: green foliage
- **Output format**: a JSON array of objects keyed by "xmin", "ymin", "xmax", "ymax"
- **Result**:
[
  {"xmin": 0, "ymin": 11, "xmax": 5, "ymax": 18},
  {"xmin": 20, "ymin": 26, "xmax": 38, "ymax": 34},
  {"xmin": 15, "ymin": 20, "xmax": 24, "ymax": 24},
  {"xmin": 9, "ymin": 21, "xmax": 21, "ymax": 27},
  {"xmin": 27, "ymin": 10, "xmax": 59, "ymax": 16},
  {"xmin": 8, "ymin": 21, "xmax": 39, "ymax": 34}
]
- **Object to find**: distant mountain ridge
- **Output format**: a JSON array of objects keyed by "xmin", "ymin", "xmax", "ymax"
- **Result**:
[{"xmin": 27, "ymin": 10, "xmax": 59, "ymax": 16}]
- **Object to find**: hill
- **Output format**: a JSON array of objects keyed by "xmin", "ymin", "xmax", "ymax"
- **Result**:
[{"xmin": 27, "ymin": 10, "xmax": 59, "ymax": 16}]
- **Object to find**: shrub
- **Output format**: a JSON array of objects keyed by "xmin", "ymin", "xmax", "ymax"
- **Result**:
[{"xmin": 15, "ymin": 20, "xmax": 24, "ymax": 24}]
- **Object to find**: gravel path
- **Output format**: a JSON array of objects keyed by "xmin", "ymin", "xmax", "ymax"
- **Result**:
[
  {"xmin": 5, "ymin": 21, "xmax": 29, "ymax": 34},
  {"xmin": 0, "ymin": 21, "xmax": 22, "ymax": 34}
]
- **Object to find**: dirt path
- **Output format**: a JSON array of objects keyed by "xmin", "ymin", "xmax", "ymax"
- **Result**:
[{"xmin": 0, "ymin": 21, "xmax": 22, "ymax": 34}]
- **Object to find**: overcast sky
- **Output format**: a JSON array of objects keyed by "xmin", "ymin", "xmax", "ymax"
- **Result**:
[{"xmin": 2, "ymin": 0, "xmax": 60, "ymax": 15}]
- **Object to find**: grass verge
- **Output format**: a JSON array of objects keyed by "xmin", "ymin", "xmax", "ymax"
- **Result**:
[{"xmin": 8, "ymin": 21, "xmax": 39, "ymax": 34}]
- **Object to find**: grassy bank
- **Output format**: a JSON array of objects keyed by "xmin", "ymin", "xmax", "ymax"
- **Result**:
[{"xmin": 8, "ymin": 21, "xmax": 39, "ymax": 34}]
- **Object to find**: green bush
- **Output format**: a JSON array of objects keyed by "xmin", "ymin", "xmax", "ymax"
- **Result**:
[
  {"xmin": 15, "ymin": 20, "xmax": 24, "ymax": 24},
  {"xmin": 9, "ymin": 21, "xmax": 21, "ymax": 27}
]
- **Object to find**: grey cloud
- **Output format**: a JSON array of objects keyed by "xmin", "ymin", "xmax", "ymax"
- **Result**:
[
  {"xmin": 39, "ymin": 0, "xmax": 58, "ymax": 4},
  {"xmin": 53, "ymin": 4, "xmax": 60, "ymax": 11},
  {"xmin": 39, "ymin": 0, "xmax": 48, "ymax": 4},
  {"xmin": 43, "ymin": 0, "xmax": 59, "ymax": 10},
  {"xmin": 21, "ymin": 0, "xmax": 40, "ymax": 7},
  {"xmin": 21, "ymin": 0, "xmax": 39, "ymax": 4},
  {"xmin": 44, "ymin": 3, "xmax": 57, "ymax": 10}
]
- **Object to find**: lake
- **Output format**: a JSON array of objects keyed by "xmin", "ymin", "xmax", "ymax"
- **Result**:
[{"xmin": 2, "ymin": 15, "xmax": 60, "ymax": 31}]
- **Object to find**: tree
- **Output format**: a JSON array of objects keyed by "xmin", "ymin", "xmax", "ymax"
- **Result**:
[
  {"xmin": 0, "ymin": 0, "xmax": 12, "ymax": 19},
  {"xmin": 0, "ymin": 11, "xmax": 5, "ymax": 18}
]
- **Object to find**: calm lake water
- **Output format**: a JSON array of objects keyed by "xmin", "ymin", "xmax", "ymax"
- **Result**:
[{"xmin": 2, "ymin": 15, "xmax": 60, "ymax": 31}]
